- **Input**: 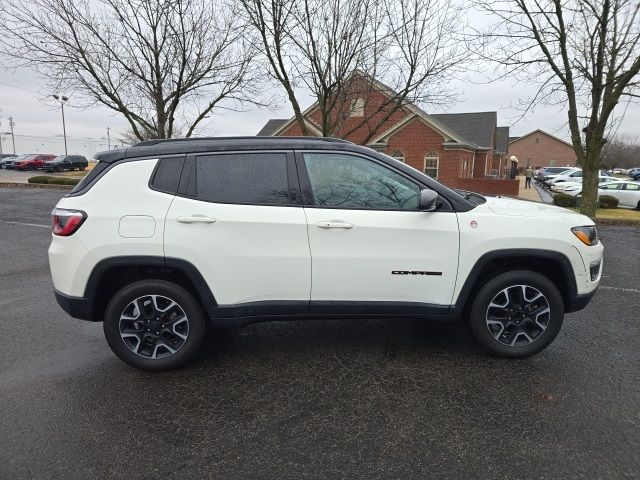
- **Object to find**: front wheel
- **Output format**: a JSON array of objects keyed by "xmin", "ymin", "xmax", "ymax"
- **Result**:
[
  {"xmin": 467, "ymin": 270, "xmax": 564, "ymax": 358},
  {"xmin": 103, "ymin": 280, "xmax": 206, "ymax": 371}
]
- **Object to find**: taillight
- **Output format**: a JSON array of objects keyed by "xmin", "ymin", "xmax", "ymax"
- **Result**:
[{"xmin": 52, "ymin": 208, "xmax": 87, "ymax": 236}]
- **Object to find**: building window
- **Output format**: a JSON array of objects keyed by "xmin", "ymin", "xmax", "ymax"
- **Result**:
[
  {"xmin": 424, "ymin": 151, "xmax": 439, "ymax": 179},
  {"xmin": 390, "ymin": 150, "xmax": 405, "ymax": 163},
  {"xmin": 535, "ymin": 137, "xmax": 539, "ymax": 143},
  {"xmin": 350, "ymin": 98, "xmax": 364, "ymax": 117}
]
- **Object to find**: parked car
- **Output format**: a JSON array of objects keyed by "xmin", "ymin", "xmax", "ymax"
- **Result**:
[
  {"xmin": 549, "ymin": 172, "xmax": 616, "ymax": 191},
  {"xmin": 2, "ymin": 154, "xmax": 32, "ymax": 169},
  {"xmin": 542, "ymin": 167, "xmax": 581, "ymax": 186},
  {"xmin": 535, "ymin": 166, "xmax": 570, "ymax": 183},
  {"xmin": 0, "ymin": 154, "xmax": 18, "ymax": 168},
  {"xmin": 627, "ymin": 168, "xmax": 640, "ymax": 179},
  {"xmin": 14, "ymin": 154, "xmax": 57, "ymax": 171},
  {"xmin": 631, "ymin": 171, "xmax": 640, "ymax": 181},
  {"xmin": 49, "ymin": 137, "xmax": 603, "ymax": 370},
  {"xmin": 555, "ymin": 177, "xmax": 622, "ymax": 194},
  {"xmin": 566, "ymin": 180, "xmax": 640, "ymax": 207},
  {"xmin": 596, "ymin": 181, "xmax": 640, "ymax": 209},
  {"xmin": 43, "ymin": 155, "xmax": 89, "ymax": 172}
]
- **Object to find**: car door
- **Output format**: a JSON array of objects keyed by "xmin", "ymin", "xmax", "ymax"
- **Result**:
[
  {"xmin": 620, "ymin": 183, "xmax": 640, "ymax": 208},
  {"xmin": 296, "ymin": 151, "xmax": 460, "ymax": 312},
  {"xmin": 164, "ymin": 150, "xmax": 311, "ymax": 311},
  {"xmin": 599, "ymin": 183, "xmax": 625, "ymax": 205}
]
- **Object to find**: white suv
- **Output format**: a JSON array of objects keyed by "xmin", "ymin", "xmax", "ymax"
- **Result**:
[{"xmin": 49, "ymin": 137, "xmax": 603, "ymax": 370}]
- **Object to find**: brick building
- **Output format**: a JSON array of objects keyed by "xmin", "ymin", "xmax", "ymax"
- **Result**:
[
  {"xmin": 257, "ymin": 73, "xmax": 519, "ymax": 195},
  {"xmin": 508, "ymin": 129, "xmax": 577, "ymax": 169}
]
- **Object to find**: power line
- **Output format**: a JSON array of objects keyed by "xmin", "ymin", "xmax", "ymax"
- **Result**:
[{"xmin": 0, "ymin": 80, "xmax": 37, "ymax": 94}]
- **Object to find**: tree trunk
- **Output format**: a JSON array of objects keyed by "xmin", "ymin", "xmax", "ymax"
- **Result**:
[{"xmin": 579, "ymin": 160, "xmax": 599, "ymax": 218}]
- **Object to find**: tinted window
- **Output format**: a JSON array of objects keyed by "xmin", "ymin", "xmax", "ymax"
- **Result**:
[
  {"xmin": 150, "ymin": 156, "xmax": 184, "ymax": 194},
  {"xmin": 69, "ymin": 162, "xmax": 109, "ymax": 195},
  {"xmin": 195, "ymin": 153, "xmax": 292, "ymax": 205},
  {"xmin": 303, "ymin": 153, "xmax": 421, "ymax": 210}
]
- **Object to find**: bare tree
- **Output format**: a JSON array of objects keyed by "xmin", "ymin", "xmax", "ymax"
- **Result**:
[
  {"xmin": 601, "ymin": 133, "xmax": 640, "ymax": 169},
  {"xmin": 1, "ymin": 0, "xmax": 260, "ymax": 141},
  {"xmin": 475, "ymin": 0, "xmax": 640, "ymax": 217},
  {"xmin": 239, "ymin": 0, "xmax": 467, "ymax": 142}
]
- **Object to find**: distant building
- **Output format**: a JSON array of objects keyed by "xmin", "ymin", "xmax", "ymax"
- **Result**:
[
  {"xmin": 508, "ymin": 129, "xmax": 577, "ymax": 168},
  {"xmin": 257, "ymin": 72, "xmax": 518, "ymax": 195}
]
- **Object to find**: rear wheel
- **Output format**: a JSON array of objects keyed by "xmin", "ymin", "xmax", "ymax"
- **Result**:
[
  {"xmin": 467, "ymin": 270, "xmax": 564, "ymax": 358},
  {"xmin": 103, "ymin": 280, "xmax": 206, "ymax": 371}
]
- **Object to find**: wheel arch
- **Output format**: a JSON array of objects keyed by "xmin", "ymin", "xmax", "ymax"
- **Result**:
[
  {"xmin": 454, "ymin": 249, "xmax": 578, "ymax": 315},
  {"xmin": 84, "ymin": 256, "xmax": 217, "ymax": 322}
]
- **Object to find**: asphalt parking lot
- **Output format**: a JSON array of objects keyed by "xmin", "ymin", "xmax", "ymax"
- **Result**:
[{"xmin": 0, "ymin": 188, "xmax": 638, "ymax": 479}]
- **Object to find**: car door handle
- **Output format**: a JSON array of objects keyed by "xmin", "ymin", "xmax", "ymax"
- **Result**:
[
  {"xmin": 177, "ymin": 215, "xmax": 217, "ymax": 224},
  {"xmin": 316, "ymin": 221, "xmax": 354, "ymax": 229}
]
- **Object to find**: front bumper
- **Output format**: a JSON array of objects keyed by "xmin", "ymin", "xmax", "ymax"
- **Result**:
[
  {"xmin": 54, "ymin": 289, "xmax": 94, "ymax": 321},
  {"xmin": 565, "ymin": 289, "xmax": 597, "ymax": 313}
]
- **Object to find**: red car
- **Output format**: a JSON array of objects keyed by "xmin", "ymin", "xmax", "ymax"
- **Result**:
[{"xmin": 14, "ymin": 154, "xmax": 57, "ymax": 171}]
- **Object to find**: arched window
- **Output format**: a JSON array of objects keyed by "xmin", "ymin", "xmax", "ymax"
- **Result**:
[
  {"xmin": 390, "ymin": 150, "xmax": 405, "ymax": 163},
  {"xmin": 350, "ymin": 98, "xmax": 364, "ymax": 117},
  {"xmin": 424, "ymin": 151, "xmax": 439, "ymax": 178}
]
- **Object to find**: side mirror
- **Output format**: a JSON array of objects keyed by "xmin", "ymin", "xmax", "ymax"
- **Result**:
[{"xmin": 419, "ymin": 189, "xmax": 439, "ymax": 212}]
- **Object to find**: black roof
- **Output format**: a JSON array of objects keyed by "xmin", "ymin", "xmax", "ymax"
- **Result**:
[
  {"xmin": 430, "ymin": 112, "xmax": 497, "ymax": 149},
  {"xmin": 94, "ymin": 136, "xmax": 354, "ymax": 163},
  {"xmin": 256, "ymin": 119, "xmax": 288, "ymax": 136},
  {"xmin": 495, "ymin": 126, "xmax": 510, "ymax": 154}
]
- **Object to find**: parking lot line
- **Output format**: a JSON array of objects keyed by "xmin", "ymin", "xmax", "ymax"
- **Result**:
[
  {"xmin": 599, "ymin": 285, "xmax": 640, "ymax": 294},
  {"xmin": 0, "ymin": 219, "xmax": 50, "ymax": 229}
]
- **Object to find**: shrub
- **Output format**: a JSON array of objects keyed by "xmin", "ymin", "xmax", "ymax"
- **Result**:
[
  {"xmin": 48, "ymin": 177, "xmax": 80, "ymax": 185},
  {"xmin": 27, "ymin": 176, "xmax": 80, "ymax": 186},
  {"xmin": 598, "ymin": 195, "xmax": 619, "ymax": 209},
  {"xmin": 27, "ymin": 176, "xmax": 50, "ymax": 184},
  {"xmin": 553, "ymin": 193, "xmax": 577, "ymax": 208}
]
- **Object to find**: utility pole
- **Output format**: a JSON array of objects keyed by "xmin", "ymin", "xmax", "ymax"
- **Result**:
[
  {"xmin": 52, "ymin": 95, "xmax": 69, "ymax": 155},
  {"xmin": 107, "ymin": 126, "xmax": 111, "ymax": 150},
  {"xmin": 9, "ymin": 117, "xmax": 15, "ymax": 154}
]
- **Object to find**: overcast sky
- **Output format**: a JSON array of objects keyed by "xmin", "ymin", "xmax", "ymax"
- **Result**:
[{"xmin": 1, "ymin": 59, "xmax": 639, "ymax": 156}]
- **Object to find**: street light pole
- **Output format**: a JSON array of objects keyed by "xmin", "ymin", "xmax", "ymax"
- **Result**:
[
  {"xmin": 107, "ymin": 126, "xmax": 111, "ymax": 150},
  {"xmin": 52, "ymin": 95, "xmax": 69, "ymax": 155},
  {"xmin": 9, "ymin": 117, "xmax": 15, "ymax": 154}
]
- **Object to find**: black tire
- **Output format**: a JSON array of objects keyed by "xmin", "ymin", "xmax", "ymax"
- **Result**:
[
  {"xmin": 103, "ymin": 280, "xmax": 206, "ymax": 371},
  {"xmin": 80, "ymin": 166, "xmax": 86, "ymax": 171},
  {"xmin": 467, "ymin": 270, "xmax": 564, "ymax": 358}
]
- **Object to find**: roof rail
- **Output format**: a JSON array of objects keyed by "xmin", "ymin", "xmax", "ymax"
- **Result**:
[{"xmin": 133, "ymin": 136, "xmax": 352, "ymax": 147}]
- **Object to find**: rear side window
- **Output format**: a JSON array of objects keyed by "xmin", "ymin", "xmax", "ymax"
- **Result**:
[
  {"xmin": 193, "ymin": 153, "xmax": 293, "ymax": 205},
  {"xmin": 68, "ymin": 162, "xmax": 109, "ymax": 195},
  {"xmin": 150, "ymin": 156, "xmax": 185, "ymax": 194}
]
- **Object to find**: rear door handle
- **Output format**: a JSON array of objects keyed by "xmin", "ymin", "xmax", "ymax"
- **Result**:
[
  {"xmin": 316, "ymin": 221, "xmax": 354, "ymax": 230},
  {"xmin": 177, "ymin": 215, "xmax": 217, "ymax": 224}
]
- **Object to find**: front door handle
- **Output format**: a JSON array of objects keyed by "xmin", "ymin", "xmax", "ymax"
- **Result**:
[
  {"xmin": 177, "ymin": 215, "xmax": 217, "ymax": 224},
  {"xmin": 316, "ymin": 221, "xmax": 354, "ymax": 230}
]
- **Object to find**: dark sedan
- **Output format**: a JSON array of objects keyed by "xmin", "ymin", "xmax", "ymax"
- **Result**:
[{"xmin": 43, "ymin": 155, "xmax": 89, "ymax": 172}]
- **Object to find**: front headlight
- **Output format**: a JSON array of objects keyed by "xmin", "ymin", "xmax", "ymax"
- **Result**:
[{"xmin": 572, "ymin": 226, "xmax": 599, "ymax": 246}]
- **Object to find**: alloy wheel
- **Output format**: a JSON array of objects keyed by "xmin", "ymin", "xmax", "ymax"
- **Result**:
[
  {"xmin": 486, "ymin": 285, "xmax": 550, "ymax": 347},
  {"xmin": 119, "ymin": 295, "xmax": 189, "ymax": 359}
]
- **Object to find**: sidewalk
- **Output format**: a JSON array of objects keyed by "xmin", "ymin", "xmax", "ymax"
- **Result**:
[{"xmin": 517, "ymin": 175, "xmax": 541, "ymax": 202}]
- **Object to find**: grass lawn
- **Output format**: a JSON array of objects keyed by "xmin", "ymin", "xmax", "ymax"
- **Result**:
[{"xmin": 571, "ymin": 207, "xmax": 640, "ymax": 225}]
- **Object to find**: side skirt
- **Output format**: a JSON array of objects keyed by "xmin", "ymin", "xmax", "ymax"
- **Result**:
[{"xmin": 209, "ymin": 301, "xmax": 458, "ymax": 328}]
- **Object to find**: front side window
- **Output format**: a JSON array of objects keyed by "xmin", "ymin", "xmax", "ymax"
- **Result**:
[
  {"xmin": 624, "ymin": 183, "xmax": 640, "ymax": 191},
  {"xmin": 424, "ymin": 151, "xmax": 439, "ymax": 179},
  {"xmin": 302, "ymin": 153, "xmax": 421, "ymax": 210},
  {"xmin": 195, "ymin": 152, "xmax": 292, "ymax": 205}
]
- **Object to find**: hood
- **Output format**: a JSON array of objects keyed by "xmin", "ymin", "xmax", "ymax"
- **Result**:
[{"xmin": 484, "ymin": 196, "xmax": 591, "ymax": 224}]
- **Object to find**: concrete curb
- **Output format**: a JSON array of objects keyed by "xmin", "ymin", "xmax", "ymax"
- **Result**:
[{"xmin": 0, "ymin": 182, "xmax": 73, "ymax": 190}]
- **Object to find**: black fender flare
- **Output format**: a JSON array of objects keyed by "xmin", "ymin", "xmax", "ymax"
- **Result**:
[{"xmin": 452, "ymin": 248, "xmax": 578, "ymax": 313}]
